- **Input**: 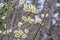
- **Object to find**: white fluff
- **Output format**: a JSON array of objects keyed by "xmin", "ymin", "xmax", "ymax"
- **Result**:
[
  {"xmin": 53, "ymin": 12, "xmax": 59, "ymax": 20},
  {"xmin": 38, "ymin": 0, "xmax": 45, "ymax": 5},
  {"xmin": 26, "ymin": 0, "xmax": 32, "ymax": 4},
  {"xmin": 56, "ymin": 3, "xmax": 60, "ymax": 7},
  {"xmin": 37, "ymin": 5, "xmax": 43, "ymax": 13},
  {"xmin": 52, "ymin": 19, "xmax": 57, "ymax": 25},
  {"xmin": 35, "ymin": 15, "xmax": 40, "ymax": 20}
]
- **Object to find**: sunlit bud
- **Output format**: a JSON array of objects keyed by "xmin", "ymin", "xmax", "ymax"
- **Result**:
[
  {"xmin": 0, "ymin": 30, "xmax": 2, "ymax": 34},
  {"xmin": 28, "ymin": 17, "xmax": 33, "ymax": 24},
  {"xmin": 19, "ymin": 29, "xmax": 24, "ymax": 35},
  {"xmin": 24, "ymin": 28, "xmax": 29, "ymax": 34},
  {"xmin": 22, "ymin": 34, "xmax": 27, "ymax": 39},
  {"xmin": 7, "ymin": 29, "xmax": 12, "ymax": 33},
  {"xmin": 41, "ymin": 14, "xmax": 45, "ymax": 18},
  {"xmin": 41, "ymin": 22, "xmax": 44, "ymax": 26},
  {"xmin": 14, "ymin": 30, "xmax": 20, "ymax": 37},
  {"xmin": 18, "ymin": 22, "xmax": 23, "ymax": 27},
  {"xmin": 35, "ymin": 18, "xmax": 42, "ymax": 24},
  {"xmin": 22, "ymin": 16, "xmax": 28, "ymax": 22},
  {"xmin": 0, "ymin": 3, "xmax": 4, "ymax": 9},
  {"xmin": 2, "ymin": 16, "xmax": 6, "ymax": 19},
  {"xmin": 23, "ymin": 4, "xmax": 29, "ymax": 11},
  {"xmin": 14, "ymin": 30, "xmax": 19, "ymax": 34},
  {"xmin": 45, "ymin": 14, "xmax": 48, "ymax": 17},
  {"xmin": 31, "ymin": 19, "xmax": 35, "ymax": 22},
  {"xmin": 15, "ymin": 34, "xmax": 20, "ymax": 37},
  {"xmin": 31, "ymin": 5, "xmax": 37, "ymax": 14}
]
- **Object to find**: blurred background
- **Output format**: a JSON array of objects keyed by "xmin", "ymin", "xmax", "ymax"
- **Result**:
[{"xmin": 0, "ymin": 0, "xmax": 60, "ymax": 40}]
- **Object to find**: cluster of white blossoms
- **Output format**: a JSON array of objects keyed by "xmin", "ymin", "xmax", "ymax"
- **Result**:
[
  {"xmin": 13, "ymin": 21, "xmax": 30, "ymax": 39},
  {"xmin": 14, "ymin": 28, "xmax": 29, "ymax": 39},
  {"xmin": 40, "ymin": 13, "xmax": 49, "ymax": 18},
  {"xmin": 22, "ymin": 14, "xmax": 49, "ymax": 26},
  {"xmin": 0, "ymin": 29, "xmax": 12, "ymax": 35},
  {"xmin": 23, "ymin": 3, "xmax": 37, "ymax": 14},
  {"xmin": 18, "ymin": 0, "xmax": 46, "ymax": 14},
  {"xmin": 22, "ymin": 13, "xmax": 48, "ymax": 22},
  {"xmin": 22, "ymin": 16, "xmax": 34, "ymax": 24},
  {"xmin": 52, "ymin": 12, "xmax": 59, "ymax": 25}
]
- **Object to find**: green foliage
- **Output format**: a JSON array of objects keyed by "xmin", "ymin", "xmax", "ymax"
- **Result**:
[
  {"xmin": 4, "ymin": 0, "xmax": 10, "ymax": 2},
  {"xmin": 0, "ymin": 0, "xmax": 15, "ymax": 31},
  {"xmin": 57, "ymin": 0, "xmax": 60, "ymax": 3},
  {"xmin": 0, "ymin": 21, "xmax": 5, "ymax": 31}
]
